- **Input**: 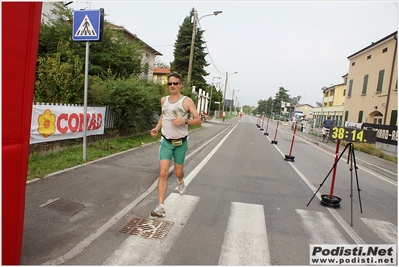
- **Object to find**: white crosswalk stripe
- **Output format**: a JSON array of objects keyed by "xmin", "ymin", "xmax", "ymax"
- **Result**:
[
  {"xmin": 218, "ymin": 202, "xmax": 271, "ymax": 265},
  {"xmin": 101, "ymin": 196, "xmax": 396, "ymax": 265},
  {"xmin": 103, "ymin": 193, "xmax": 199, "ymax": 265},
  {"xmin": 361, "ymin": 217, "xmax": 398, "ymax": 244},
  {"xmin": 295, "ymin": 209, "xmax": 349, "ymax": 244}
]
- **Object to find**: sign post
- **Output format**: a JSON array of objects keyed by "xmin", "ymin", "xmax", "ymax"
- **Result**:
[{"xmin": 73, "ymin": 9, "xmax": 104, "ymax": 161}]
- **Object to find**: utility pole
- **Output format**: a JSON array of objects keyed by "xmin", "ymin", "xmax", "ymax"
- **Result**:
[
  {"xmin": 187, "ymin": 9, "xmax": 198, "ymax": 86},
  {"xmin": 222, "ymin": 71, "xmax": 238, "ymax": 112},
  {"xmin": 187, "ymin": 10, "xmax": 222, "ymax": 85}
]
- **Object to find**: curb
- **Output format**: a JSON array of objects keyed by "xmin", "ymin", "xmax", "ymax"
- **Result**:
[{"xmin": 300, "ymin": 134, "xmax": 397, "ymax": 182}]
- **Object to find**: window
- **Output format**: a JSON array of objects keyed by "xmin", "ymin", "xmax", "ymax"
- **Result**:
[
  {"xmin": 343, "ymin": 89, "xmax": 346, "ymax": 96},
  {"xmin": 390, "ymin": 110, "xmax": 397, "ymax": 126},
  {"xmin": 336, "ymin": 116, "xmax": 343, "ymax": 127},
  {"xmin": 376, "ymin": 70, "xmax": 385, "ymax": 93},
  {"xmin": 373, "ymin": 116, "xmax": 383, "ymax": 124},
  {"xmin": 348, "ymin": 79, "xmax": 353, "ymax": 97},
  {"xmin": 367, "ymin": 55, "xmax": 372, "ymax": 60},
  {"xmin": 362, "ymin": 75, "xmax": 369, "ymax": 95},
  {"xmin": 358, "ymin": 111, "xmax": 363, "ymax": 123},
  {"xmin": 344, "ymin": 111, "xmax": 349, "ymax": 123},
  {"xmin": 382, "ymin": 47, "xmax": 388, "ymax": 53},
  {"xmin": 352, "ymin": 62, "xmax": 356, "ymax": 66}
]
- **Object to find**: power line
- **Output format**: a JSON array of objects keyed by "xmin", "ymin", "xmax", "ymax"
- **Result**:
[
  {"xmin": 197, "ymin": 21, "xmax": 224, "ymax": 75},
  {"xmin": 151, "ymin": 42, "xmax": 192, "ymax": 48}
]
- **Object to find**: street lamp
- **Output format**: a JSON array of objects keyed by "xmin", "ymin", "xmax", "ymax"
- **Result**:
[
  {"xmin": 232, "ymin": 89, "xmax": 240, "ymax": 112},
  {"xmin": 293, "ymin": 95, "xmax": 301, "ymax": 119},
  {"xmin": 214, "ymin": 101, "xmax": 221, "ymax": 117},
  {"xmin": 320, "ymin": 86, "xmax": 328, "ymax": 127},
  {"xmin": 209, "ymin": 76, "xmax": 222, "ymax": 115},
  {"xmin": 222, "ymin": 71, "xmax": 238, "ymax": 112},
  {"xmin": 235, "ymin": 96, "xmax": 241, "ymax": 112},
  {"xmin": 187, "ymin": 10, "xmax": 222, "ymax": 85}
]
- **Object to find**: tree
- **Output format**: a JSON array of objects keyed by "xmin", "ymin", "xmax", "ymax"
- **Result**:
[
  {"xmin": 170, "ymin": 8, "xmax": 209, "ymax": 89},
  {"xmin": 36, "ymin": 3, "xmax": 143, "ymax": 104},
  {"xmin": 257, "ymin": 99, "xmax": 267, "ymax": 115},
  {"xmin": 265, "ymin": 97, "xmax": 274, "ymax": 116},
  {"xmin": 89, "ymin": 25, "xmax": 142, "ymax": 78},
  {"xmin": 290, "ymin": 96, "xmax": 300, "ymax": 106},
  {"xmin": 35, "ymin": 41, "xmax": 85, "ymax": 103},
  {"xmin": 208, "ymin": 84, "xmax": 223, "ymax": 113},
  {"xmin": 154, "ymin": 59, "xmax": 169, "ymax": 68},
  {"xmin": 242, "ymin": 105, "xmax": 251, "ymax": 114},
  {"xmin": 38, "ymin": 3, "xmax": 77, "ymax": 55},
  {"xmin": 272, "ymin": 87, "xmax": 290, "ymax": 114}
]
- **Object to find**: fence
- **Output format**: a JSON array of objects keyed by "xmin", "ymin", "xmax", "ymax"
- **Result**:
[
  {"xmin": 29, "ymin": 103, "xmax": 128, "ymax": 156},
  {"xmin": 32, "ymin": 102, "xmax": 118, "ymax": 129}
]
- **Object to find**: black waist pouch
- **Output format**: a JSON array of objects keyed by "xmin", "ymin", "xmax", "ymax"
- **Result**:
[{"xmin": 162, "ymin": 135, "xmax": 188, "ymax": 146}]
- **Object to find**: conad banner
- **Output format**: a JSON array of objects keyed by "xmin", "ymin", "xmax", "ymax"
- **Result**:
[{"xmin": 30, "ymin": 105, "xmax": 106, "ymax": 144}]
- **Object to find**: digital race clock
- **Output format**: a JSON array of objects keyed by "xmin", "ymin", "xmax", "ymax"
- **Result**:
[{"xmin": 330, "ymin": 126, "xmax": 377, "ymax": 144}]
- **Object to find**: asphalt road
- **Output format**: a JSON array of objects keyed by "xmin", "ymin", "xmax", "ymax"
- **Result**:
[{"xmin": 21, "ymin": 115, "xmax": 397, "ymax": 265}]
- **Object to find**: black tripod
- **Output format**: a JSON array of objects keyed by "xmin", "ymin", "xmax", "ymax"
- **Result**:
[{"xmin": 307, "ymin": 142, "xmax": 363, "ymax": 226}]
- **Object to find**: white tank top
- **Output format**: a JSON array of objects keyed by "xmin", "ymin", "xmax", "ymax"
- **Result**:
[{"xmin": 161, "ymin": 95, "xmax": 189, "ymax": 139}]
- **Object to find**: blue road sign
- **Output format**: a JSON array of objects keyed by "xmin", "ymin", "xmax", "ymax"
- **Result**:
[{"xmin": 73, "ymin": 10, "xmax": 100, "ymax": 41}]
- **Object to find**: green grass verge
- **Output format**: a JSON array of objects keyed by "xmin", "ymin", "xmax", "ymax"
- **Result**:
[
  {"xmin": 341, "ymin": 141, "xmax": 397, "ymax": 163},
  {"xmin": 29, "ymin": 124, "xmax": 396, "ymax": 180},
  {"xmin": 28, "ymin": 126, "xmax": 201, "ymax": 180},
  {"xmin": 309, "ymin": 131, "xmax": 397, "ymax": 164}
]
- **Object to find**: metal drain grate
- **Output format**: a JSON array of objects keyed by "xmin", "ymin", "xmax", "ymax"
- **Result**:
[
  {"xmin": 41, "ymin": 198, "xmax": 85, "ymax": 216},
  {"xmin": 119, "ymin": 217, "xmax": 174, "ymax": 239}
]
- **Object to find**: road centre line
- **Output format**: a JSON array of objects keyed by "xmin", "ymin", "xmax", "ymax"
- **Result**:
[
  {"xmin": 180, "ymin": 122, "xmax": 239, "ymax": 187},
  {"xmin": 103, "ymin": 122, "xmax": 240, "ymax": 265},
  {"xmin": 256, "ymin": 116, "xmax": 397, "ymax": 186},
  {"xmin": 42, "ymin": 123, "xmax": 236, "ymax": 265},
  {"xmin": 258, "ymin": 120, "xmax": 366, "ymax": 245},
  {"xmin": 278, "ymin": 127, "xmax": 397, "ymax": 185}
]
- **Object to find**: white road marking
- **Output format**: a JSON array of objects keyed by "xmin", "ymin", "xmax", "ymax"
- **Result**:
[
  {"xmin": 103, "ymin": 193, "xmax": 199, "ymax": 265},
  {"xmin": 42, "ymin": 124, "xmax": 234, "ymax": 264},
  {"xmin": 176, "ymin": 122, "xmax": 238, "ymax": 189},
  {"xmin": 262, "ymin": 122, "xmax": 366, "ymax": 245},
  {"xmin": 218, "ymin": 202, "xmax": 271, "ymax": 265},
  {"xmin": 295, "ymin": 209, "xmax": 349, "ymax": 244},
  {"xmin": 361, "ymin": 217, "xmax": 398, "ymax": 244}
]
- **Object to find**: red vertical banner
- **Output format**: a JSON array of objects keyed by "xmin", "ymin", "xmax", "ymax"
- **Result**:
[{"xmin": 2, "ymin": 2, "xmax": 42, "ymax": 264}]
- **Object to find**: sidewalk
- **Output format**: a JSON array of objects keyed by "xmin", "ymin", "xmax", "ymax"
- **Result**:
[
  {"xmin": 21, "ymin": 117, "xmax": 396, "ymax": 264},
  {"xmin": 21, "ymin": 119, "xmax": 236, "ymax": 265},
  {"xmin": 282, "ymin": 123, "xmax": 397, "ymax": 181}
]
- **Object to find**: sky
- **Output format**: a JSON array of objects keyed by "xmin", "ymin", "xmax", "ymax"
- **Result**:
[{"xmin": 67, "ymin": 1, "xmax": 398, "ymax": 107}]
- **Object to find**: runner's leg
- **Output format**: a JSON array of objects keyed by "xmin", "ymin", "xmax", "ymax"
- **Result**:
[{"xmin": 158, "ymin": 160, "xmax": 170, "ymax": 204}]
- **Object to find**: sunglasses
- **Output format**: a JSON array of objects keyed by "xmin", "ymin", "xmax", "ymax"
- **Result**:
[{"xmin": 167, "ymin": 82, "xmax": 180, "ymax": 86}]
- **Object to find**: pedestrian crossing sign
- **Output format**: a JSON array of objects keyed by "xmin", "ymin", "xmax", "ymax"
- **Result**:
[{"xmin": 73, "ymin": 10, "xmax": 102, "ymax": 41}]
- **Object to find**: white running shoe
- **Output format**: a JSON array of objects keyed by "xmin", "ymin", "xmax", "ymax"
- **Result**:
[
  {"xmin": 177, "ymin": 178, "xmax": 186, "ymax": 195},
  {"xmin": 151, "ymin": 204, "xmax": 165, "ymax": 217}
]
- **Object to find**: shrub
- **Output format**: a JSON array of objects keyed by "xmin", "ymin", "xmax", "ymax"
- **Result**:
[{"xmin": 89, "ymin": 76, "xmax": 162, "ymax": 133}]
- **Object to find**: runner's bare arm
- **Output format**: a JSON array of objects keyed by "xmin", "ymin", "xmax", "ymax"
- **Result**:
[
  {"xmin": 150, "ymin": 97, "xmax": 165, "ymax": 138},
  {"xmin": 184, "ymin": 97, "xmax": 202, "ymax": 126}
]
